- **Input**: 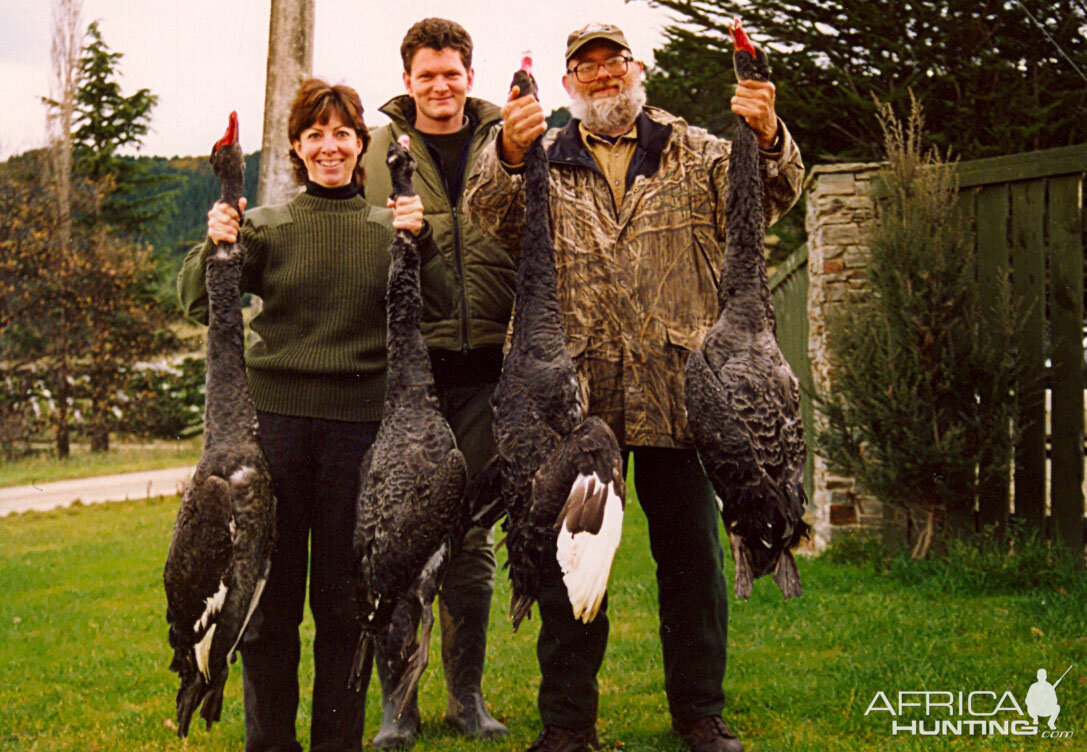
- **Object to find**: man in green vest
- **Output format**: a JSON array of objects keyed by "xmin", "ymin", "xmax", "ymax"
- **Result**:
[{"xmin": 361, "ymin": 17, "xmax": 515, "ymax": 750}]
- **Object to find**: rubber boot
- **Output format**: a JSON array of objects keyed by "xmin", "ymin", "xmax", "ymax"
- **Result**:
[
  {"xmin": 372, "ymin": 645, "xmax": 420, "ymax": 750},
  {"xmin": 440, "ymin": 586, "xmax": 509, "ymax": 739}
]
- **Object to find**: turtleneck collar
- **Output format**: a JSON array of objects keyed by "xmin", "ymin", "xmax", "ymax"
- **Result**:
[{"xmin": 305, "ymin": 181, "xmax": 360, "ymax": 199}]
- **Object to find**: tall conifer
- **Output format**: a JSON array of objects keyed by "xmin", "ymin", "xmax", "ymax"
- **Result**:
[{"xmin": 814, "ymin": 96, "xmax": 1019, "ymax": 556}]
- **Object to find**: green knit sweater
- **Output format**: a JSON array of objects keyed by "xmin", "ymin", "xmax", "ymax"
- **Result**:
[{"xmin": 177, "ymin": 191, "xmax": 443, "ymax": 422}]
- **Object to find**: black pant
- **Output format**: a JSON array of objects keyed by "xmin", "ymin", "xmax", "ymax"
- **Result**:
[
  {"xmin": 436, "ymin": 381, "xmax": 498, "ymax": 593},
  {"xmin": 242, "ymin": 412, "xmax": 379, "ymax": 752},
  {"xmin": 430, "ymin": 349, "xmax": 501, "ymax": 594},
  {"xmin": 536, "ymin": 447, "xmax": 728, "ymax": 728}
]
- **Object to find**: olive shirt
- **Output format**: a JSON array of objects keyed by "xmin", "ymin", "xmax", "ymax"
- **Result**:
[
  {"xmin": 580, "ymin": 123, "xmax": 639, "ymax": 207},
  {"xmin": 177, "ymin": 189, "xmax": 442, "ymax": 422}
]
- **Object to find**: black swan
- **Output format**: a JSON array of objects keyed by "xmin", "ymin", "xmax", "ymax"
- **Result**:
[
  {"xmin": 683, "ymin": 20, "xmax": 810, "ymax": 600},
  {"xmin": 164, "ymin": 112, "xmax": 277, "ymax": 736},
  {"xmin": 349, "ymin": 135, "xmax": 468, "ymax": 717},
  {"xmin": 493, "ymin": 56, "xmax": 625, "ymax": 630}
]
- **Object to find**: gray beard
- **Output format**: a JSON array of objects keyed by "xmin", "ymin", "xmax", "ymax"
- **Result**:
[{"xmin": 569, "ymin": 79, "xmax": 647, "ymax": 133}]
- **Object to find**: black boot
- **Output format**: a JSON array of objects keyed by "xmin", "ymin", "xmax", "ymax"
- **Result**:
[
  {"xmin": 440, "ymin": 586, "xmax": 509, "ymax": 739},
  {"xmin": 372, "ymin": 644, "xmax": 420, "ymax": 749}
]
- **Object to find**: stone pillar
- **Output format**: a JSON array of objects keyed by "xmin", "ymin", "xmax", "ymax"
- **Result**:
[
  {"xmin": 257, "ymin": 0, "xmax": 314, "ymax": 206},
  {"xmin": 805, "ymin": 163, "xmax": 886, "ymax": 549}
]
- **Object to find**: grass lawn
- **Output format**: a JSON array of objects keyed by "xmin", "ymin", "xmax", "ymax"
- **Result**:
[
  {"xmin": 0, "ymin": 438, "xmax": 203, "ymax": 488},
  {"xmin": 0, "ymin": 491, "xmax": 1084, "ymax": 751}
]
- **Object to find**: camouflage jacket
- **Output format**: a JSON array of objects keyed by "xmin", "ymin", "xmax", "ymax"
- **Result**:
[{"xmin": 464, "ymin": 106, "xmax": 804, "ymax": 448}]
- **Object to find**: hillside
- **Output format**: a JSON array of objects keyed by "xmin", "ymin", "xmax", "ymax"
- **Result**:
[{"xmin": 141, "ymin": 151, "xmax": 262, "ymax": 272}]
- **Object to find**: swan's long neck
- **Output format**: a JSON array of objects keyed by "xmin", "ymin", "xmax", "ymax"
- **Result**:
[
  {"xmin": 383, "ymin": 231, "xmax": 437, "ymax": 408},
  {"xmin": 717, "ymin": 48, "xmax": 775, "ymax": 332},
  {"xmin": 510, "ymin": 139, "xmax": 566, "ymax": 352},
  {"xmin": 204, "ymin": 253, "xmax": 258, "ymax": 446}
]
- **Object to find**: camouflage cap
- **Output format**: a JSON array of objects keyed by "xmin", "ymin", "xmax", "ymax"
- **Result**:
[{"xmin": 565, "ymin": 23, "xmax": 631, "ymax": 62}]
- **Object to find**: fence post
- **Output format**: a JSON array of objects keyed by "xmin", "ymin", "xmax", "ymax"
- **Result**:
[
  {"xmin": 1047, "ymin": 174, "xmax": 1085, "ymax": 554},
  {"xmin": 974, "ymin": 183, "xmax": 1012, "ymax": 531},
  {"xmin": 1010, "ymin": 181, "xmax": 1048, "ymax": 529}
]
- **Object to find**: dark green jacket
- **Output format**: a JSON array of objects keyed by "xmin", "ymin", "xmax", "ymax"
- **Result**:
[{"xmin": 363, "ymin": 96, "xmax": 515, "ymax": 353}]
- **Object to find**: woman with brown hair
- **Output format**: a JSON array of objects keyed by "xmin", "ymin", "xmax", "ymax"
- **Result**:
[{"xmin": 178, "ymin": 77, "xmax": 442, "ymax": 752}]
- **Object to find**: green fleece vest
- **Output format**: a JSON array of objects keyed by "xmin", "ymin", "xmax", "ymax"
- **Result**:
[{"xmin": 363, "ymin": 96, "xmax": 516, "ymax": 353}]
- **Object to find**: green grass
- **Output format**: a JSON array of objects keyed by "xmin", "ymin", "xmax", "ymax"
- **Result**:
[
  {"xmin": 0, "ymin": 438, "xmax": 203, "ymax": 488},
  {"xmin": 0, "ymin": 493, "xmax": 1084, "ymax": 751}
]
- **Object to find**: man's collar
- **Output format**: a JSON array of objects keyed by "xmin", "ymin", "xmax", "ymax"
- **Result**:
[
  {"xmin": 417, "ymin": 113, "xmax": 472, "ymax": 137},
  {"xmin": 378, "ymin": 94, "xmax": 502, "ymax": 130},
  {"xmin": 578, "ymin": 120, "xmax": 638, "ymax": 147},
  {"xmin": 550, "ymin": 110, "xmax": 670, "ymax": 159},
  {"xmin": 548, "ymin": 109, "xmax": 673, "ymax": 183}
]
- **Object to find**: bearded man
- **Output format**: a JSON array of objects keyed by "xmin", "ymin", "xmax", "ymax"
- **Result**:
[{"xmin": 465, "ymin": 23, "xmax": 803, "ymax": 752}]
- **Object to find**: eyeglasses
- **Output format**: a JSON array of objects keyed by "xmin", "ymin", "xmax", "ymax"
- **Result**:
[{"xmin": 567, "ymin": 55, "xmax": 634, "ymax": 83}]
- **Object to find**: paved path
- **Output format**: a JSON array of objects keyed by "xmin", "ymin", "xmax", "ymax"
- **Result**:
[{"xmin": 0, "ymin": 466, "xmax": 196, "ymax": 516}]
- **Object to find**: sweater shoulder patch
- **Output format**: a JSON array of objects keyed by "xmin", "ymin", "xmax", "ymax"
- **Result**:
[
  {"xmin": 366, "ymin": 205, "xmax": 395, "ymax": 231},
  {"xmin": 247, "ymin": 204, "xmax": 294, "ymax": 230}
]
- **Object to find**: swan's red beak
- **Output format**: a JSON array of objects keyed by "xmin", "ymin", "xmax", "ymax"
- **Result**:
[
  {"xmin": 729, "ymin": 18, "xmax": 755, "ymax": 56},
  {"xmin": 214, "ymin": 111, "xmax": 239, "ymax": 152}
]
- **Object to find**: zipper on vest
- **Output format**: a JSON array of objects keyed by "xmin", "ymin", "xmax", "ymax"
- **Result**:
[
  {"xmin": 451, "ymin": 204, "xmax": 470, "ymax": 353},
  {"xmin": 421, "ymin": 126, "xmax": 472, "ymax": 355}
]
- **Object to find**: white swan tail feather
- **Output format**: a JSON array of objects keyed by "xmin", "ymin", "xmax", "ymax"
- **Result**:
[
  {"xmin": 194, "ymin": 623, "xmax": 217, "ymax": 682},
  {"xmin": 555, "ymin": 476, "xmax": 623, "ymax": 623}
]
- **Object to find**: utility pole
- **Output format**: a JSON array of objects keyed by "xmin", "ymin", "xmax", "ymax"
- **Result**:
[{"xmin": 257, "ymin": 0, "xmax": 314, "ymax": 206}]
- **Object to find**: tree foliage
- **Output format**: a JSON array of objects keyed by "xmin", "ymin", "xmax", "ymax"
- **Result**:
[
  {"xmin": 0, "ymin": 152, "xmax": 178, "ymax": 453},
  {"xmin": 140, "ymin": 151, "xmax": 261, "ymax": 284},
  {"xmin": 813, "ymin": 96, "xmax": 1020, "ymax": 557},
  {"xmin": 68, "ymin": 21, "xmax": 181, "ymax": 450},
  {"xmin": 643, "ymin": 0, "xmax": 1087, "ymax": 162},
  {"xmin": 73, "ymin": 20, "xmax": 175, "ymax": 240},
  {"xmin": 547, "ymin": 106, "xmax": 572, "ymax": 129},
  {"xmin": 4, "ymin": 13, "xmax": 179, "ymax": 456}
]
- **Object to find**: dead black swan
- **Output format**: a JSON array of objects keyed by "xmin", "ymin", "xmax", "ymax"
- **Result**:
[
  {"xmin": 683, "ymin": 20, "xmax": 810, "ymax": 600},
  {"xmin": 164, "ymin": 112, "xmax": 277, "ymax": 736}
]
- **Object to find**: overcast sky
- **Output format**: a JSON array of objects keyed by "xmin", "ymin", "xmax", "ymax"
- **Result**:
[{"xmin": 0, "ymin": 0, "xmax": 676, "ymax": 160}]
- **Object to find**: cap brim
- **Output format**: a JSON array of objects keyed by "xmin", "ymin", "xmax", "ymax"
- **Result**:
[{"xmin": 566, "ymin": 33, "xmax": 631, "ymax": 62}]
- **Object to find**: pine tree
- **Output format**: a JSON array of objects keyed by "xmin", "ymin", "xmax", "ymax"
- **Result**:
[
  {"xmin": 643, "ymin": 0, "xmax": 1087, "ymax": 162},
  {"xmin": 23, "ymin": 15, "xmax": 178, "ymax": 455},
  {"xmin": 69, "ymin": 21, "xmax": 181, "ymax": 451},
  {"xmin": 73, "ymin": 20, "xmax": 175, "ymax": 240},
  {"xmin": 814, "ymin": 96, "xmax": 1019, "ymax": 557}
]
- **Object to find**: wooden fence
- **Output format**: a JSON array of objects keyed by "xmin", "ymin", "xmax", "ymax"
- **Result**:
[
  {"xmin": 770, "ymin": 144, "xmax": 1087, "ymax": 550},
  {"xmin": 957, "ymin": 144, "xmax": 1086, "ymax": 550},
  {"xmin": 768, "ymin": 243, "xmax": 813, "ymax": 501}
]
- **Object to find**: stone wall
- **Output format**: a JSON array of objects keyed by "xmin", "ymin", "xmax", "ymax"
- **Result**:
[{"xmin": 804, "ymin": 163, "xmax": 888, "ymax": 550}]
